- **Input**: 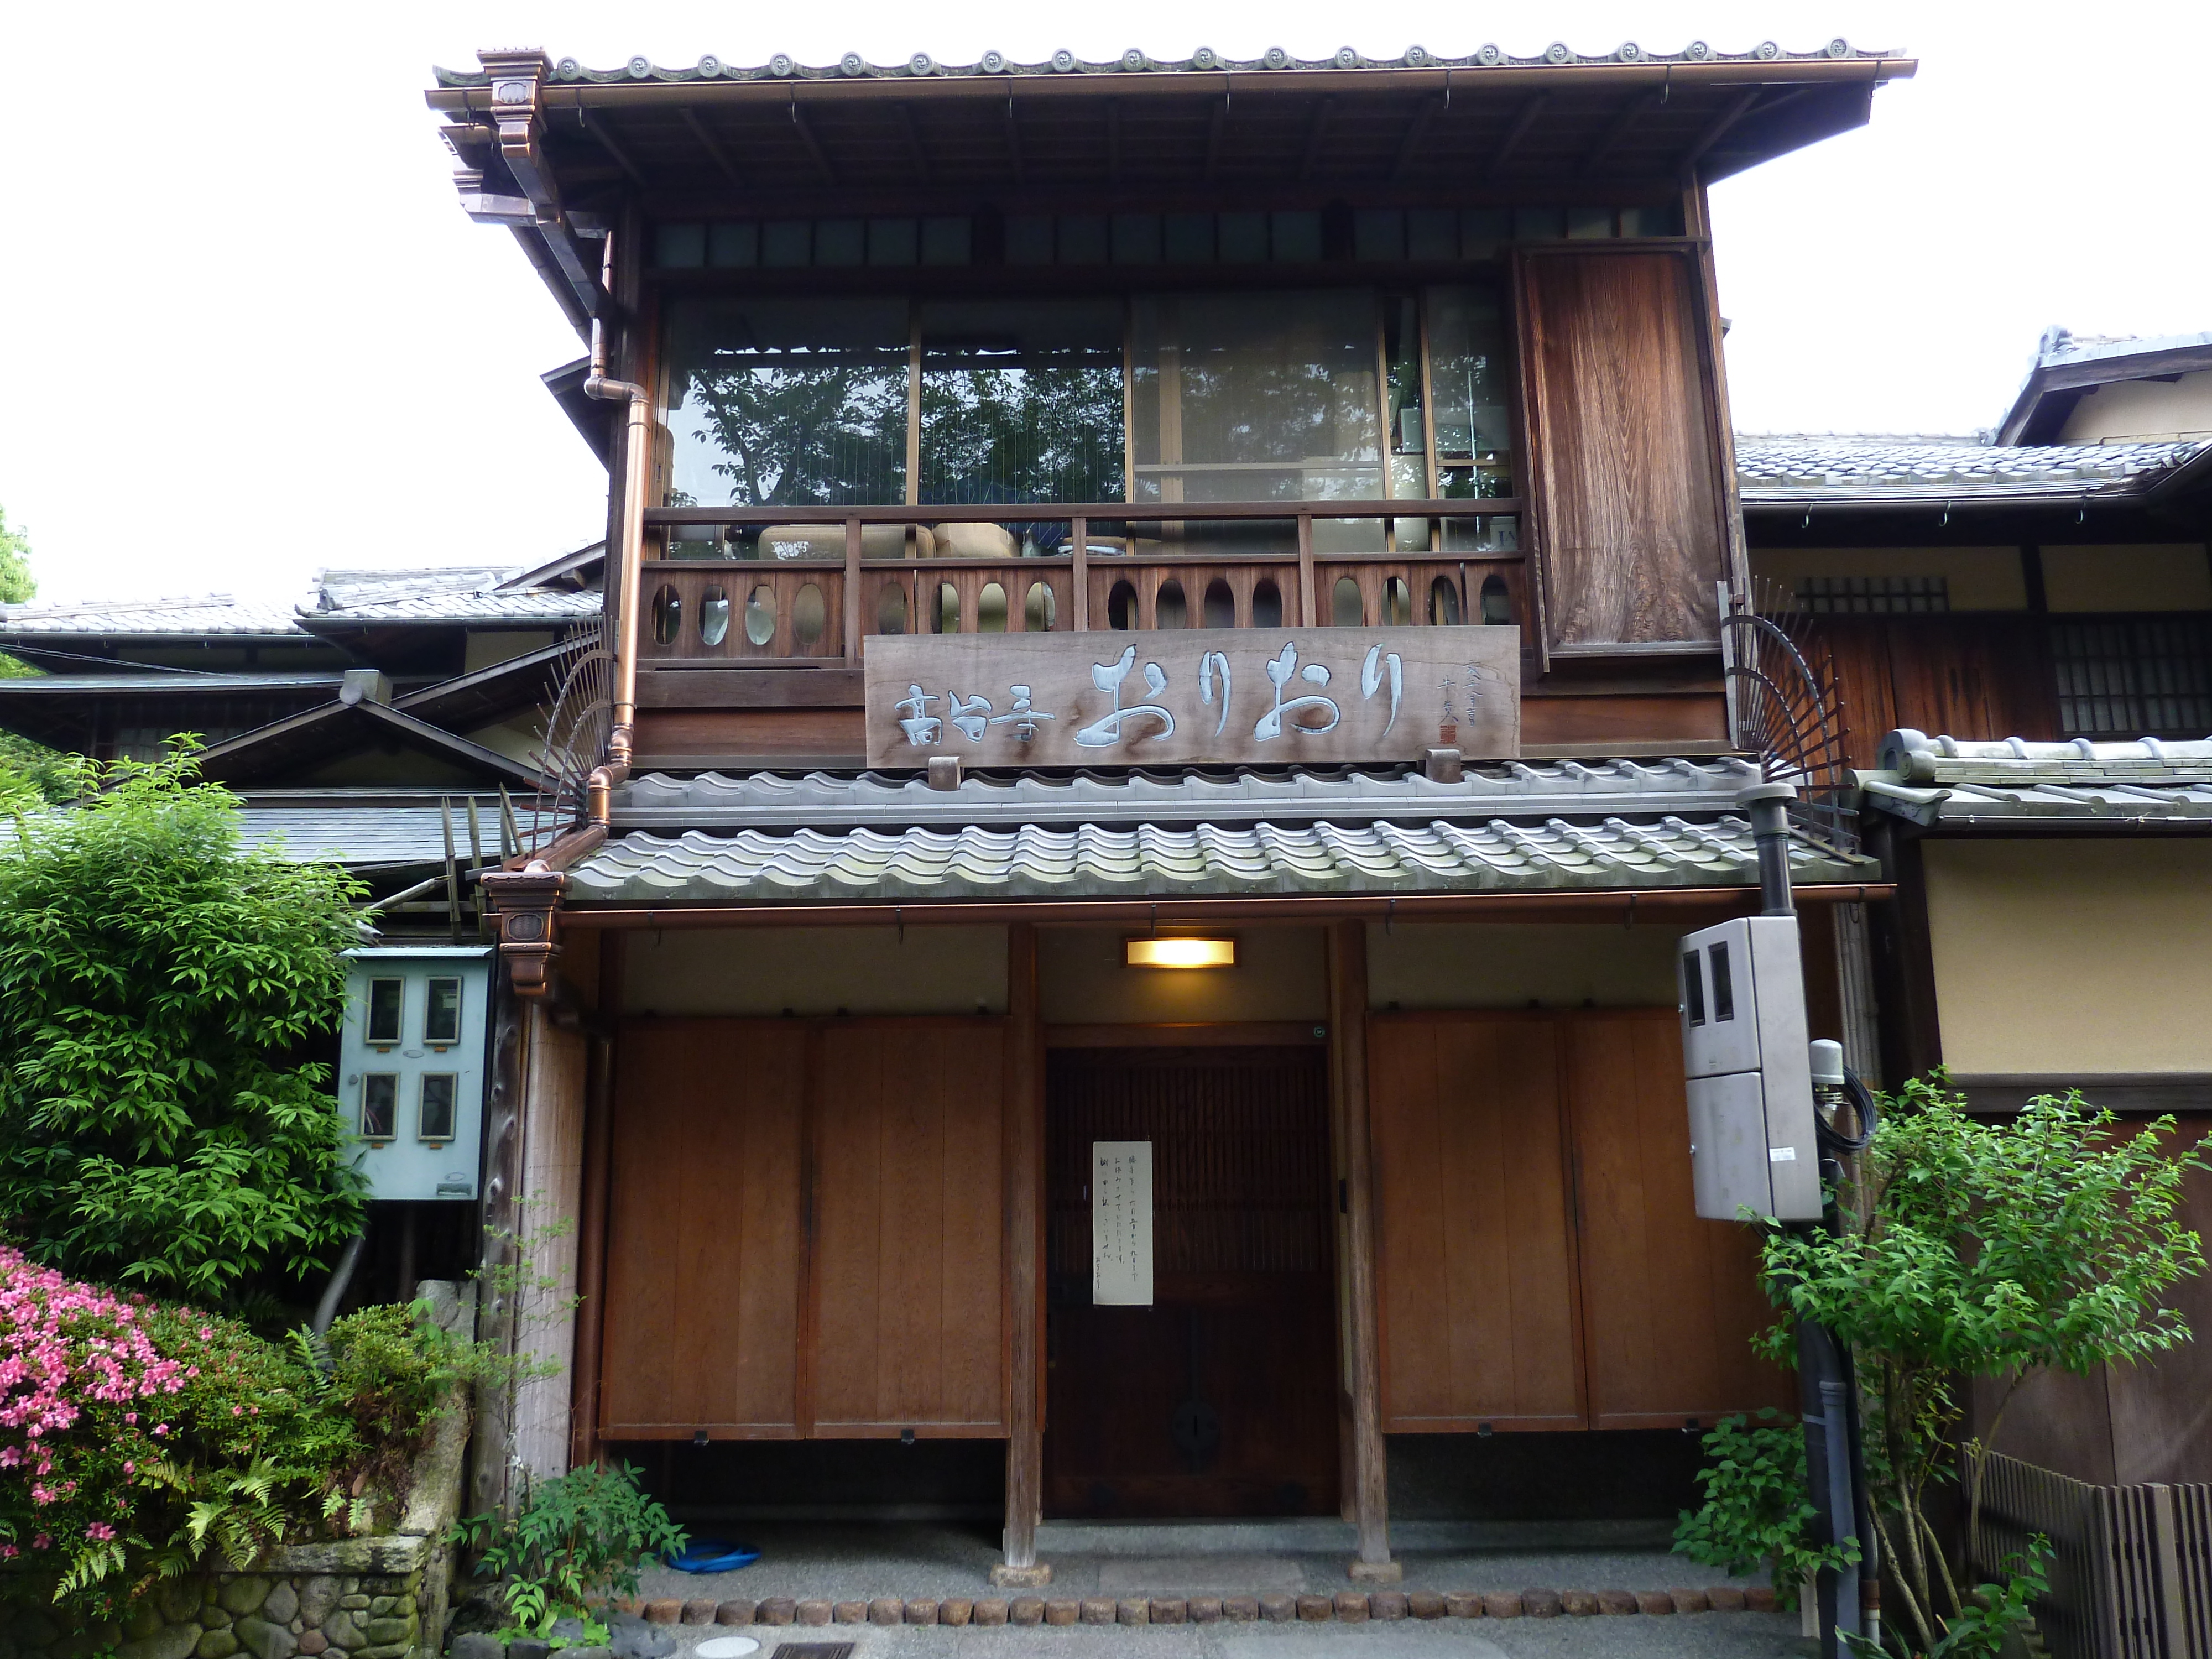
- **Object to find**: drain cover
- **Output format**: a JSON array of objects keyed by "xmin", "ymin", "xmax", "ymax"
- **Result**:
[{"xmin": 770, "ymin": 1646, "xmax": 855, "ymax": 1659}]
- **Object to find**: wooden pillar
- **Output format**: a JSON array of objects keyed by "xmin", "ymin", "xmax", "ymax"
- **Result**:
[
  {"xmin": 469, "ymin": 968, "xmax": 526, "ymax": 1517},
  {"xmin": 993, "ymin": 922, "xmax": 1052, "ymax": 1587},
  {"xmin": 566, "ymin": 1029, "xmax": 616, "ymax": 1470},
  {"xmin": 1329, "ymin": 921, "xmax": 1400, "ymax": 1581},
  {"xmin": 511, "ymin": 1001, "xmax": 591, "ymax": 1482}
]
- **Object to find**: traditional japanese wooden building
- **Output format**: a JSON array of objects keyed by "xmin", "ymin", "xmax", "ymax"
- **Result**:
[{"xmin": 424, "ymin": 35, "xmax": 1939, "ymax": 1583}]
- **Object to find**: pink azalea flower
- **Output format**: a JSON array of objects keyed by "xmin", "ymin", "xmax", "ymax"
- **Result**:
[{"xmin": 85, "ymin": 1523, "xmax": 114, "ymax": 1542}]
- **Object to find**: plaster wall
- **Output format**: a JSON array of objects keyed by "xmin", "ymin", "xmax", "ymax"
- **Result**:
[
  {"xmin": 1037, "ymin": 924, "xmax": 1327, "ymax": 1024},
  {"xmin": 620, "ymin": 924, "xmax": 1010, "ymax": 1015},
  {"xmin": 2040, "ymin": 542, "xmax": 2212, "ymax": 613},
  {"xmin": 2055, "ymin": 371, "xmax": 2212, "ymax": 445},
  {"xmin": 1365, "ymin": 921, "xmax": 1681, "ymax": 1009},
  {"xmin": 1746, "ymin": 546, "xmax": 2028, "ymax": 611},
  {"xmin": 1923, "ymin": 838, "xmax": 2212, "ymax": 1076}
]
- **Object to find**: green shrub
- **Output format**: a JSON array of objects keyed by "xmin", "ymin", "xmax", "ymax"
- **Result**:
[
  {"xmin": 1674, "ymin": 1408, "xmax": 1855, "ymax": 1610},
  {"xmin": 452, "ymin": 1462, "xmax": 687, "ymax": 1640},
  {"xmin": 0, "ymin": 747, "xmax": 367, "ymax": 1303}
]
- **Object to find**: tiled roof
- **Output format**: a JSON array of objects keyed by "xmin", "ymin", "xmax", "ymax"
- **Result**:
[
  {"xmin": 439, "ymin": 38, "xmax": 1891, "ymax": 88},
  {"xmin": 1860, "ymin": 732, "xmax": 2212, "ymax": 827},
  {"xmin": 1734, "ymin": 437, "xmax": 2207, "ymax": 504},
  {"xmin": 614, "ymin": 758, "xmax": 1772, "ymax": 833},
  {"xmin": 0, "ymin": 593, "xmax": 308, "ymax": 637},
  {"xmin": 306, "ymin": 566, "xmax": 603, "ymax": 627},
  {"xmin": 566, "ymin": 815, "xmax": 1874, "ymax": 905},
  {"xmin": 233, "ymin": 794, "xmax": 514, "ymax": 870}
]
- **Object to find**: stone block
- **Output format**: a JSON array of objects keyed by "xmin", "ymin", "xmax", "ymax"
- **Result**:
[
  {"xmin": 1672, "ymin": 1589, "xmax": 1710, "ymax": 1614},
  {"xmin": 1523, "ymin": 1589, "xmax": 1562, "ymax": 1618},
  {"xmin": 1258, "ymin": 1594, "xmax": 1295, "ymax": 1623},
  {"xmin": 1636, "ymin": 1591, "xmax": 1675, "ymax": 1615},
  {"xmin": 940, "ymin": 1599, "xmax": 973, "ymax": 1626},
  {"xmin": 830, "ymin": 1603, "xmax": 865, "ymax": 1625},
  {"xmin": 795, "ymin": 1601, "xmax": 831, "ymax": 1626},
  {"xmin": 233, "ymin": 1617, "xmax": 297, "ymax": 1659},
  {"xmin": 755, "ymin": 1599, "xmax": 795, "ymax": 1627},
  {"xmin": 1015, "ymin": 1599, "xmax": 1051, "ymax": 1626},
  {"xmin": 119, "ymin": 1629, "xmax": 201, "ymax": 1659},
  {"xmin": 1746, "ymin": 1586, "xmax": 1778, "ymax": 1613},
  {"xmin": 1407, "ymin": 1592, "xmax": 1445, "ymax": 1620},
  {"xmin": 904, "ymin": 1600, "xmax": 938, "ymax": 1625},
  {"xmin": 868, "ymin": 1598, "xmax": 902, "ymax": 1626},
  {"xmin": 359, "ymin": 1619, "xmax": 413, "ymax": 1647},
  {"xmin": 972, "ymin": 1600, "xmax": 1009, "ymax": 1627},
  {"xmin": 219, "ymin": 1580, "xmax": 270, "ymax": 1619},
  {"xmin": 680, "ymin": 1599, "xmax": 716, "ymax": 1625},
  {"xmin": 640, "ymin": 1600, "xmax": 680, "ymax": 1626},
  {"xmin": 1190, "ymin": 1597, "xmax": 1223, "ymax": 1623},
  {"xmin": 448, "ymin": 1636, "xmax": 503, "ymax": 1659},
  {"xmin": 201, "ymin": 1608, "xmax": 234, "ymax": 1632},
  {"xmin": 314, "ymin": 1613, "xmax": 358, "ymax": 1650},
  {"xmin": 295, "ymin": 1637, "xmax": 327, "ymax": 1657},
  {"xmin": 1442, "ymin": 1592, "xmax": 1483, "ymax": 1618},
  {"xmin": 354, "ymin": 1645, "xmax": 416, "ymax": 1659},
  {"xmin": 262, "ymin": 1584, "xmax": 299, "ymax": 1627},
  {"xmin": 1334, "ymin": 1593, "xmax": 1369, "ymax": 1622},
  {"xmin": 1483, "ymin": 1593, "xmax": 1523, "ymax": 1619},
  {"xmin": 1708, "ymin": 1586, "xmax": 1746, "ymax": 1612},
  {"xmin": 1371, "ymin": 1591, "xmax": 1408, "ymax": 1621},
  {"xmin": 1598, "ymin": 1590, "xmax": 1640, "ymax": 1615},
  {"xmin": 127, "ymin": 1604, "xmax": 168, "ymax": 1641},
  {"xmin": 1078, "ymin": 1598, "xmax": 1114, "ymax": 1625},
  {"xmin": 336, "ymin": 1597, "xmax": 371, "ymax": 1613},
  {"xmin": 716, "ymin": 1600, "xmax": 756, "ymax": 1625},
  {"xmin": 568, "ymin": 1650, "xmax": 614, "ymax": 1659},
  {"xmin": 297, "ymin": 1580, "xmax": 341, "ymax": 1628},
  {"xmin": 1149, "ymin": 1599, "xmax": 1187, "ymax": 1625},
  {"xmin": 364, "ymin": 1599, "xmax": 399, "ymax": 1621},
  {"xmin": 509, "ymin": 1640, "xmax": 550, "ymax": 1659},
  {"xmin": 1295, "ymin": 1594, "xmax": 1333, "ymax": 1622},
  {"xmin": 1115, "ymin": 1599, "xmax": 1149, "ymax": 1626},
  {"xmin": 1562, "ymin": 1590, "xmax": 1601, "ymax": 1616},
  {"xmin": 161, "ymin": 1581, "xmax": 205, "ymax": 1624}
]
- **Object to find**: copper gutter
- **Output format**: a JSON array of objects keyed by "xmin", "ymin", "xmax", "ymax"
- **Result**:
[
  {"xmin": 582, "ymin": 232, "xmax": 648, "ymax": 826},
  {"xmin": 554, "ymin": 881, "xmax": 1894, "ymax": 930}
]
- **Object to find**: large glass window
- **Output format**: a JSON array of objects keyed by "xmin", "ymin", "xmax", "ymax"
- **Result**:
[
  {"xmin": 918, "ymin": 301, "xmax": 1125, "ymax": 508},
  {"xmin": 1426, "ymin": 285, "xmax": 1515, "ymax": 498},
  {"xmin": 1129, "ymin": 290, "xmax": 1383, "ymax": 506},
  {"xmin": 663, "ymin": 298, "xmax": 909, "ymax": 509}
]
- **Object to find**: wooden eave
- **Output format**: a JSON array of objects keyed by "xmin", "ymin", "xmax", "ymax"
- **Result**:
[
  {"xmin": 1999, "ymin": 341, "xmax": 2212, "ymax": 446},
  {"xmin": 392, "ymin": 638, "xmax": 573, "ymax": 730},
  {"xmin": 192, "ymin": 698, "xmax": 541, "ymax": 789}
]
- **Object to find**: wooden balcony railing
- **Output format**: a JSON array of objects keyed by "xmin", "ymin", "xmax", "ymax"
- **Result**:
[{"xmin": 638, "ymin": 501, "xmax": 1526, "ymax": 667}]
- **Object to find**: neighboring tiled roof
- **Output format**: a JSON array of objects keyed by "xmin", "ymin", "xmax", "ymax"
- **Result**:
[
  {"xmin": 232, "ymin": 792, "xmax": 514, "ymax": 869},
  {"xmin": 1859, "ymin": 732, "xmax": 2212, "ymax": 827},
  {"xmin": 305, "ymin": 566, "xmax": 603, "ymax": 627},
  {"xmin": 574, "ymin": 759, "xmax": 1879, "ymax": 903},
  {"xmin": 0, "ymin": 672, "xmax": 346, "ymax": 695},
  {"xmin": 566, "ymin": 815, "xmax": 1873, "ymax": 904},
  {"xmin": 613, "ymin": 758, "xmax": 1772, "ymax": 833},
  {"xmin": 439, "ymin": 38, "xmax": 1891, "ymax": 88},
  {"xmin": 0, "ymin": 594, "xmax": 308, "ymax": 637},
  {"xmin": 1734, "ymin": 437, "xmax": 2207, "ymax": 505}
]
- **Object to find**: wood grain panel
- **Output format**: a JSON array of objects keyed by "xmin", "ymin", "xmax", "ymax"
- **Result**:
[
  {"xmin": 810, "ymin": 1019, "xmax": 1009, "ymax": 1435},
  {"xmin": 1803, "ymin": 615, "xmax": 2059, "ymax": 771},
  {"xmin": 1368, "ymin": 1014, "xmax": 1585, "ymax": 1431},
  {"xmin": 632, "ymin": 708, "xmax": 865, "ymax": 760},
  {"xmin": 599, "ymin": 1019, "xmax": 805, "ymax": 1437},
  {"xmin": 1519, "ymin": 249, "xmax": 1728, "ymax": 658},
  {"xmin": 1563, "ymin": 1011, "xmax": 1790, "ymax": 1429}
]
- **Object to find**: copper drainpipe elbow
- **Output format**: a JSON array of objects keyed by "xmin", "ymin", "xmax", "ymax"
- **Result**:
[{"xmin": 581, "ymin": 231, "xmax": 649, "ymax": 830}]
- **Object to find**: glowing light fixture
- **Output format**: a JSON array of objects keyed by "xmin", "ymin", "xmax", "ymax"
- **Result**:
[{"xmin": 1125, "ymin": 936, "xmax": 1237, "ymax": 969}]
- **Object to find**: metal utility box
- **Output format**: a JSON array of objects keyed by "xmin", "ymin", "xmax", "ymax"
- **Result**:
[
  {"xmin": 1678, "ymin": 916, "xmax": 1822, "ymax": 1222},
  {"xmin": 337, "ymin": 947, "xmax": 492, "ymax": 1201}
]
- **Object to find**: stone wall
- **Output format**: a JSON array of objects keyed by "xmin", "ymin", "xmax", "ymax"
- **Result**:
[{"xmin": 4, "ymin": 1537, "xmax": 437, "ymax": 1659}]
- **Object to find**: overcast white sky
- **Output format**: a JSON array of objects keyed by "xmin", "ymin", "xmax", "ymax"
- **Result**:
[{"xmin": 0, "ymin": 1, "xmax": 2204, "ymax": 605}]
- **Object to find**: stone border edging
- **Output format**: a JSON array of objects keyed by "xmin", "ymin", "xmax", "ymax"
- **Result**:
[{"xmin": 619, "ymin": 1584, "xmax": 1779, "ymax": 1628}]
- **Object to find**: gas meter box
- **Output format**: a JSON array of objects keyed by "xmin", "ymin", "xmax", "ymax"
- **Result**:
[
  {"xmin": 1678, "ymin": 916, "xmax": 1822, "ymax": 1223},
  {"xmin": 337, "ymin": 947, "xmax": 492, "ymax": 1201}
]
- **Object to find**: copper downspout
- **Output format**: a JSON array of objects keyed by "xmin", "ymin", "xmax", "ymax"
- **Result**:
[{"xmin": 583, "ymin": 232, "xmax": 648, "ymax": 826}]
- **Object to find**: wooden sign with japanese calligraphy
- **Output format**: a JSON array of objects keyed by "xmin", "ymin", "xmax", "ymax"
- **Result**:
[{"xmin": 863, "ymin": 627, "xmax": 1520, "ymax": 767}]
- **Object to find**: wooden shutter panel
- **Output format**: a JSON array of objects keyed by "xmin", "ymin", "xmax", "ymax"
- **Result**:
[
  {"xmin": 808, "ymin": 1018, "xmax": 1009, "ymax": 1435},
  {"xmin": 1368, "ymin": 1013, "xmax": 1587, "ymax": 1431},
  {"xmin": 599, "ymin": 1019, "xmax": 805, "ymax": 1438},
  {"xmin": 1563, "ymin": 1011, "xmax": 1791, "ymax": 1429},
  {"xmin": 1518, "ymin": 248, "xmax": 1731, "ymax": 659}
]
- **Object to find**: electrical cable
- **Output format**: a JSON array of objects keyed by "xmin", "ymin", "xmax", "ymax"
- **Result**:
[{"xmin": 1815, "ymin": 1065, "xmax": 1879, "ymax": 1157}]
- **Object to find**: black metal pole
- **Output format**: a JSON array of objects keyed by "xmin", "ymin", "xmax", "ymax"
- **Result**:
[{"xmin": 1740, "ymin": 782, "xmax": 1864, "ymax": 1656}]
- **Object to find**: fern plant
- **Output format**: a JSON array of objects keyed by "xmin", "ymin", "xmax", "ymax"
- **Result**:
[{"xmin": 451, "ymin": 1462, "xmax": 687, "ymax": 1639}]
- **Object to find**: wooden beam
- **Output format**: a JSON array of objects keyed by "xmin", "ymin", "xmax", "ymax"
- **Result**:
[
  {"xmin": 1003, "ymin": 99, "xmax": 1025, "ymax": 184},
  {"xmin": 1298, "ymin": 96, "xmax": 1335, "ymax": 181},
  {"xmin": 677, "ymin": 106, "xmax": 744, "ymax": 190},
  {"xmin": 1677, "ymin": 88, "xmax": 1764, "ymax": 174},
  {"xmin": 1329, "ymin": 921, "xmax": 1398, "ymax": 1581},
  {"xmin": 577, "ymin": 107, "xmax": 648, "ymax": 189},
  {"xmin": 897, "ymin": 103, "xmax": 932, "ymax": 186},
  {"xmin": 789, "ymin": 102, "xmax": 837, "ymax": 184},
  {"xmin": 1582, "ymin": 88, "xmax": 1666, "ymax": 176},
  {"xmin": 1485, "ymin": 91, "xmax": 1551, "ymax": 179},
  {"xmin": 992, "ymin": 923, "xmax": 1051, "ymax": 1587},
  {"xmin": 1105, "ymin": 99, "xmax": 1121, "ymax": 184},
  {"xmin": 1203, "ymin": 99, "xmax": 1227, "ymax": 180},
  {"xmin": 1390, "ymin": 95, "xmax": 1441, "ymax": 180}
]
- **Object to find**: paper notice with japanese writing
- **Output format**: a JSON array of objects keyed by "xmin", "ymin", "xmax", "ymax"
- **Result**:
[
  {"xmin": 864, "ymin": 627, "xmax": 1518, "ymax": 767},
  {"xmin": 1091, "ymin": 1140, "xmax": 1154, "ymax": 1307}
]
